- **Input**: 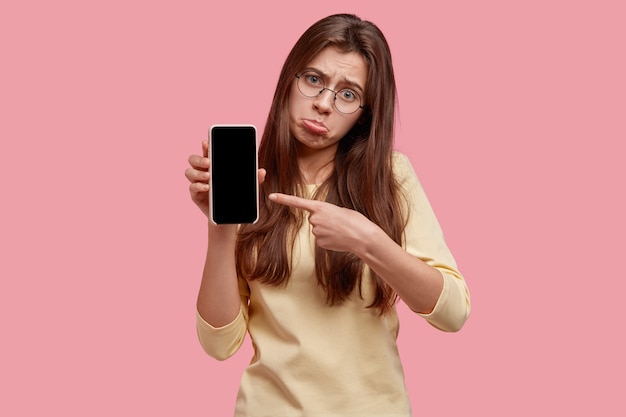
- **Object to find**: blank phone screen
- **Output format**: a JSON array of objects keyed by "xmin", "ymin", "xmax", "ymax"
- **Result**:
[{"xmin": 210, "ymin": 125, "xmax": 258, "ymax": 224}]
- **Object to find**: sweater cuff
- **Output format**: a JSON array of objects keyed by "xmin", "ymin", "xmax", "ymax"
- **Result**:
[
  {"xmin": 416, "ymin": 272, "xmax": 470, "ymax": 332},
  {"xmin": 196, "ymin": 307, "xmax": 247, "ymax": 360}
]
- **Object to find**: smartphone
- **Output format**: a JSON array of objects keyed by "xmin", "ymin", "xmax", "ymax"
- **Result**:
[{"xmin": 209, "ymin": 124, "xmax": 259, "ymax": 224}]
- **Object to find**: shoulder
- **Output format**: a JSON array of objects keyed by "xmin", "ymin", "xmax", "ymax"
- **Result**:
[
  {"xmin": 391, "ymin": 150, "xmax": 419, "ymax": 188},
  {"xmin": 391, "ymin": 151, "xmax": 431, "ymax": 217}
]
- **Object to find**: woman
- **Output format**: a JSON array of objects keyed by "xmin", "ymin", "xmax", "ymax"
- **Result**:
[{"xmin": 185, "ymin": 13, "xmax": 470, "ymax": 417}]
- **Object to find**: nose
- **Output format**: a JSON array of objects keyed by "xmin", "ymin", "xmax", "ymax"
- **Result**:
[{"xmin": 313, "ymin": 88, "xmax": 335, "ymax": 113}]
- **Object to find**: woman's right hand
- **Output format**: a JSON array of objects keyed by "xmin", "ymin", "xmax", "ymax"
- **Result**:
[
  {"xmin": 185, "ymin": 140, "xmax": 212, "ymax": 218},
  {"xmin": 185, "ymin": 140, "xmax": 267, "ymax": 219}
]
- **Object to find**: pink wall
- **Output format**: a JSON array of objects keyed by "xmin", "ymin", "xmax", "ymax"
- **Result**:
[{"xmin": 1, "ymin": 1, "xmax": 624, "ymax": 415}]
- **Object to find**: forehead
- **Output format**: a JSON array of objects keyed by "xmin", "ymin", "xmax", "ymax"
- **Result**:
[{"xmin": 304, "ymin": 46, "xmax": 368, "ymax": 87}]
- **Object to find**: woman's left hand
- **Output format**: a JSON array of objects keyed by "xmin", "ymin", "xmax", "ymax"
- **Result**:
[{"xmin": 269, "ymin": 193, "xmax": 379, "ymax": 254}]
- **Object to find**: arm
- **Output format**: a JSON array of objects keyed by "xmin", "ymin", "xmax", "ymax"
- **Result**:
[
  {"xmin": 195, "ymin": 226, "xmax": 249, "ymax": 360},
  {"xmin": 350, "ymin": 191, "xmax": 470, "ymax": 332},
  {"xmin": 185, "ymin": 140, "xmax": 265, "ymax": 358},
  {"xmin": 392, "ymin": 153, "xmax": 470, "ymax": 330},
  {"xmin": 186, "ymin": 140, "xmax": 243, "ymax": 326},
  {"xmin": 268, "ymin": 153, "xmax": 470, "ymax": 331},
  {"xmin": 353, "ymin": 223, "xmax": 445, "ymax": 315},
  {"xmin": 197, "ymin": 223, "xmax": 243, "ymax": 327},
  {"xmin": 267, "ymin": 195, "xmax": 444, "ymax": 314}
]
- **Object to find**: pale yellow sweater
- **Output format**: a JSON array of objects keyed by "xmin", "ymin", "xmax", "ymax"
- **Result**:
[{"xmin": 197, "ymin": 152, "xmax": 471, "ymax": 416}]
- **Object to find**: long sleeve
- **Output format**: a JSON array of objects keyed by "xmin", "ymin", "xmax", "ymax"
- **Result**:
[{"xmin": 394, "ymin": 152, "xmax": 471, "ymax": 331}]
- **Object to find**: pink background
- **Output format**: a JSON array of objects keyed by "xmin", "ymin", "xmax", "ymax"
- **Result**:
[{"xmin": 1, "ymin": 1, "xmax": 624, "ymax": 415}]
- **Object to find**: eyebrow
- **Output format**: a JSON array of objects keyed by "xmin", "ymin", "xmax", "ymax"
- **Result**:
[{"xmin": 302, "ymin": 67, "xmax": 365, "ymax": 94}]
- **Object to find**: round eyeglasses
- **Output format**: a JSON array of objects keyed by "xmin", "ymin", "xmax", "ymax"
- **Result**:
[{"xmin": 295, "ymin": 71, "xmax": 365, "ymax": 114}]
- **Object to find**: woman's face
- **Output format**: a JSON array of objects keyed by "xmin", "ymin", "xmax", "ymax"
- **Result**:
[{"xmin": 289, "ymin": 46, "xmax": 367, "ymax": 158}]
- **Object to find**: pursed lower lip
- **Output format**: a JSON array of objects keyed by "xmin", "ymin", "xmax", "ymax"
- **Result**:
[{"xmin": 302, "ymin": 119, "xmax": 329, "ymax": 134}]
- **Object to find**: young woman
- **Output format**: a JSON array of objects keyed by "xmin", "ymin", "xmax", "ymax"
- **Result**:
[{"xmin": 185, "ymin": 13, "xmax": 470, "ymax": 417}]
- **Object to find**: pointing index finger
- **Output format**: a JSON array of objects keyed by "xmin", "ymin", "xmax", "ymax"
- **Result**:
[{"xmin": 269, "ymin": 193, "xmax": 319, "ymax": 212}]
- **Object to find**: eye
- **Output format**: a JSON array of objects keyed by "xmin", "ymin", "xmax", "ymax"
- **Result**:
[
  {"xmin": 337, "ymin": 89, "xmax": 358, "ymax": 102},
  {"xmin": 304, "ymin": 73, "xmax": 323, "ymax": 87}
]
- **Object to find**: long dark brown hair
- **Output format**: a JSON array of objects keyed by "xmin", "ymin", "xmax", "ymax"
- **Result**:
[{"xmin": 236, "ymin": 14, "xmax": 406, "ymax": 314}]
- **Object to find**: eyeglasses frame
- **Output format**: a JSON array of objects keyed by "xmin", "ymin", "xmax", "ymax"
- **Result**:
[{"xmin": 294, "ymin": 72, "xmax": 365, "ymax": 114}]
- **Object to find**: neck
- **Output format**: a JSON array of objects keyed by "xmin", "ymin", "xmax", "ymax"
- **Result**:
[{"xmin": 296, "ymin": 144, "xmax": 337, "ymax": 184}]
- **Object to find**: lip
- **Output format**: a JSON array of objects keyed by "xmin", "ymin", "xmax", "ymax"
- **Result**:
[{"xmin": 302, "ymin": 119, "xmax": 329, "ymax": 135}]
